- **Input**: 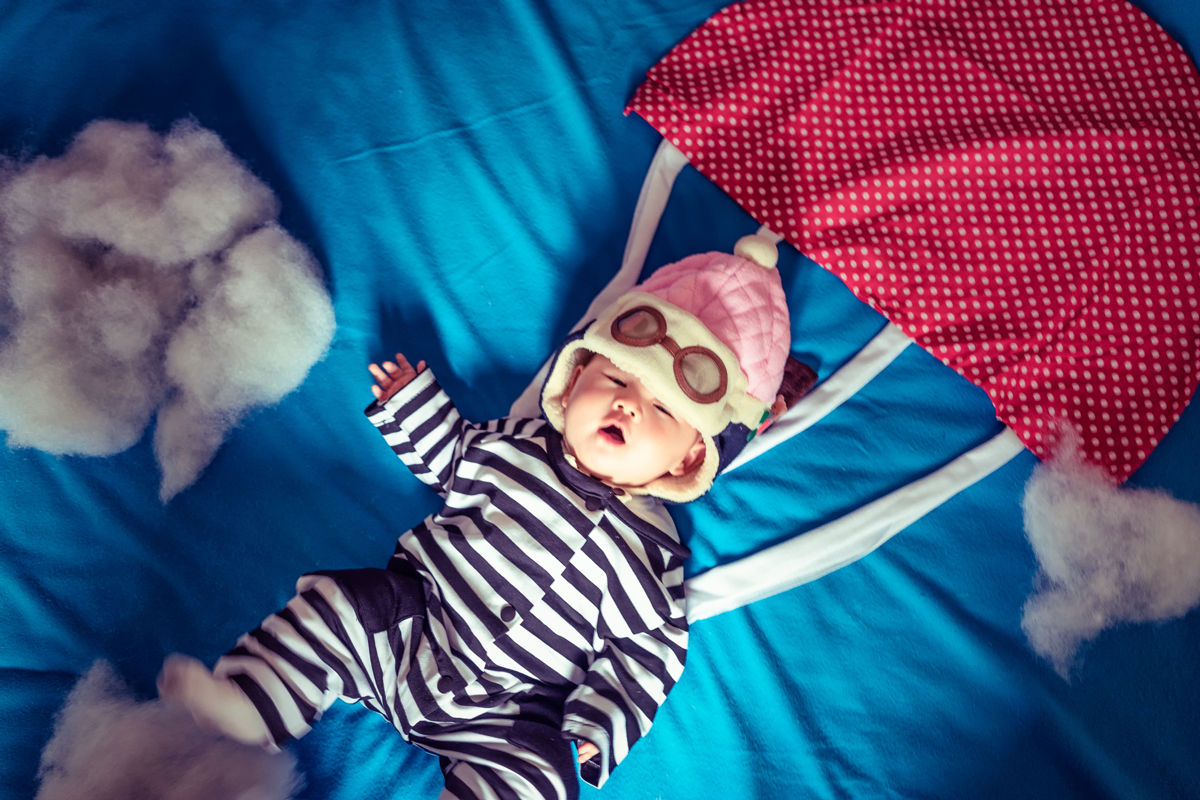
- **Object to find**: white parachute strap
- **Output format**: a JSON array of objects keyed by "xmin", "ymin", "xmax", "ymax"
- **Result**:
[
  {"xmin": 583, "ymin": 139, "xmax": 690, "ymax": 326},
  {"xmin": 685, "ymin": 427, "xmax": 1027, "ymax": 622},
  {"xmin": 509, "ymin": 139, "xmax": 688, "ymax": 418},
  {"xmin": 724, "ymin": 321, "xmax": 913, "ymax": 473}
]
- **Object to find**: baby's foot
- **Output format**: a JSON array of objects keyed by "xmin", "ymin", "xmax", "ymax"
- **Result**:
[{"xmin": 158, "ymin": 653, "xmax": 272, "ymax": 748}]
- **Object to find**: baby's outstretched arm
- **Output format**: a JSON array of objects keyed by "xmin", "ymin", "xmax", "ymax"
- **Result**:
[{"xmin": 369, "ymin": 353, "xmax": 426, "ymax": 403}]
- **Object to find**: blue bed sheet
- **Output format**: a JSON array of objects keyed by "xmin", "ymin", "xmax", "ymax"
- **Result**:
[{"xmin": 1, "ymin": 1, "xmax": 1197, "ymax": 798}]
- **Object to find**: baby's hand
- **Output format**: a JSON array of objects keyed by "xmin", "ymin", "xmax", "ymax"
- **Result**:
[
  {"xmin": 771, "ymin": 393, "xmax": 788, "ymax": 418},
  {"xmin": 576, "ymin": 741, "xmax": 599, "ymax": 764},
  {"xmin": 369, "ymin": 353, "xmax": 426, "ymax": 403}
]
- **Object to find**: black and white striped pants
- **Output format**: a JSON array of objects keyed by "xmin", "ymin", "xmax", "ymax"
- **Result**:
[{"xmin": 213, "ymin": 567, "xmax": 580, "ymax": 800}]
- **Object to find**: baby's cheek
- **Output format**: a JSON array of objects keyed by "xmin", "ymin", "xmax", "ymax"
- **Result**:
[{"xmin": 666, "ymin": 421, "xmax": 698, "ymax": 449}]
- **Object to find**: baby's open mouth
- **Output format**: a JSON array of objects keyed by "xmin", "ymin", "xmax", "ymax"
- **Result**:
[{"xmin": 601, "ymin": 425, "xmax": 625, "ymax": 444}]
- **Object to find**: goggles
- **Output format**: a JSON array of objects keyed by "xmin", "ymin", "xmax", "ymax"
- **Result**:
[{"xmin": 611, "ymin": 306, "xmax": 728, "ymax": 404}]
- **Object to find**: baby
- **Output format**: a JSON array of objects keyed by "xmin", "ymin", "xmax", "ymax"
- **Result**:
[{"xmin": 159, "ymin": 235, "xmax": 792, "ymax": 800}]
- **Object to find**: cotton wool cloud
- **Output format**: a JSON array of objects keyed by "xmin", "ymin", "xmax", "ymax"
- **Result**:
[
  {"xmin": 1021, "ymin": 428, "xmax": 1200, "ymax": 678},
  {"xmin": 0, "ymin": 119, "xmax": 335, "ymax": 500},
  {"xmin": 37, "ymin": 661, "xmax": 302, "ymax": 800}
]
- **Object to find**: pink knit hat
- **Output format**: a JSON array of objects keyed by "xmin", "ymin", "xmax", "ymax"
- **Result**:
[
  {"xmin": 542, "ymin": 234, "xmax": 791, "ymax": 502},
  {"xmin": 637, "ymin": 236, "xmax": 790, "ymax": 406}
]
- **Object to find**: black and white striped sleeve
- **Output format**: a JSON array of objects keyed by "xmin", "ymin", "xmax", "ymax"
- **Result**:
[
  {"xmin": 364, "ymin": 369, "xmax": 472, "ymax": 497},
  {"xmin": 560, "ymin": 539, "xmax": 689, "ymax": 789}
]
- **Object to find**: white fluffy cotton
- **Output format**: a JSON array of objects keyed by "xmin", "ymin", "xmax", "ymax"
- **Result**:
[
  {"xmin": 37, "ymin": 661, "xmax": 302, "ymax": 800},
  {"xmin": 0, "ymin": 119, "xmax": 335, "ymax": 500},
  {"xmin": 1021, "ymin": 429, "xmax": 1200, "ymax": 678}
]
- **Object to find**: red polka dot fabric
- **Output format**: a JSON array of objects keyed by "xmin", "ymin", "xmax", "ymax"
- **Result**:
[{"xmin": 627, "ymin": 0, "xmax": 1200, "ymax": 481}]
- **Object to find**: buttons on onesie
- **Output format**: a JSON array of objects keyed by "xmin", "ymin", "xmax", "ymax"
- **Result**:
[
  {"xmin": 437, "ymin": 675, "xmax": 454, "ymax": 693},
  {"xmin": 584, "ymin": 488, "xmax": 622, "ymax": 512},
  {"xmin": 500, "ymin": 605, "xmax": 516, "ymax": 622}
]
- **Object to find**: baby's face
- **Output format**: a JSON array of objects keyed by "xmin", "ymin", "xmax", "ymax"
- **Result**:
[{"xmin": 560, "ymin": 355, "xmax": 704, "ymax": 487}]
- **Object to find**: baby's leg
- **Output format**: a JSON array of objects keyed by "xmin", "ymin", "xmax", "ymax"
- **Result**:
[
  {"xmin": 157, "ymin": 654, "xmax": 272, "ymax": 748},
  {"xmin": 418, "ymin": 719, "xmax": 580, "ymax": 800},
  {"xmin": 161, "ymin": 567, "xmax": 426, "ymax": 748}
]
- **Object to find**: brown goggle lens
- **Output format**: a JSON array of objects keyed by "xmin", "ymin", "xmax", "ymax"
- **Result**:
[
  {"xmin": 612, "ymin": 307, "xmax": 728, "ymax": 404},
  {"xmin": 614, "ymin": 307, "xmax": 665, "ymax": 344}
]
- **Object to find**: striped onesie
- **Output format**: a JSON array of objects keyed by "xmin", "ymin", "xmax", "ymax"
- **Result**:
[{"xmin": 213, "ymin": 368, "xmax": 690, "ymax": 800}]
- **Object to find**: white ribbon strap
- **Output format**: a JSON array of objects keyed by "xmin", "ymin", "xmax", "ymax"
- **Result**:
[
  {"xmin": 510, "ymin": 140, "xmax": 688, "ymax": 418},
  {"xmin": 723, "ymin": 322, "xmax": 912, "ymax": 473},
  {"xmin": 685, "ymin": 427, "xmax": 1028, "ymax": 622}
]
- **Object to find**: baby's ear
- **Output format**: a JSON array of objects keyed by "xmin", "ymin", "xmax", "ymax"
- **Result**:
[
  {"xmin": 561, "ymin": 364, "xmax": 586, "ymax": 409},
  {"xmin": 668, "ymin": 438, "xmax": 707, "ymax": 477}
]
